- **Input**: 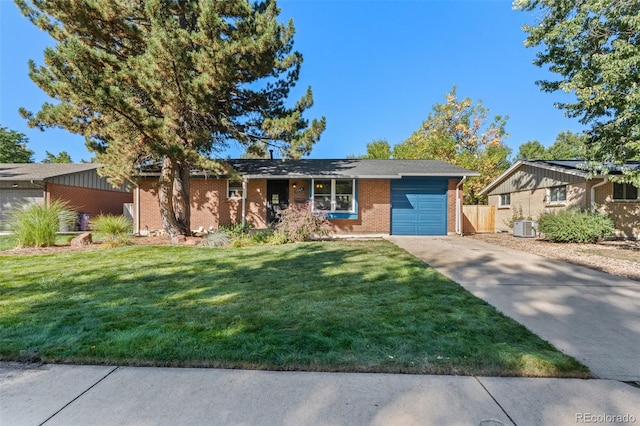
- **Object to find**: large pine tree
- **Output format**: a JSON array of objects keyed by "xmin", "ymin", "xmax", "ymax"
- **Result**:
[{"xmin": 17, "ymin": 0, "xmax": 325, "ymax": 236}]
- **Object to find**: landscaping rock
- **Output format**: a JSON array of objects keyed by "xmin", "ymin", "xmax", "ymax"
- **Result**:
[
  {"xmin": 184, "ymin": 237, "xmax": 201, "ymax": 246},
  {"xmin": 70, "ymin": 232, "xmax": 92, "ymax": 247},
  {"xmin": 170, "ymin": 235, "xmax": 186, "ymax": 244}
]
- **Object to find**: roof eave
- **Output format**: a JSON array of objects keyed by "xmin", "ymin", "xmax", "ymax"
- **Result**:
[{"xmin": 478, "ymin": 160, "xmax": 593, "ymax": 196}]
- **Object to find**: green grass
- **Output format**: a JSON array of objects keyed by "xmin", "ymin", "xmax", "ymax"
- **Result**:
[
  {"xmin": 0, "ymin": 235, "xmax": 15, "ymax": 251},
  {"xmin": 0, "ymin": 240, "xmax": 589, "ymax": 377},
  {"xmin": 0, "ymin": 234, "xmax": 74, "ymax": 250}
]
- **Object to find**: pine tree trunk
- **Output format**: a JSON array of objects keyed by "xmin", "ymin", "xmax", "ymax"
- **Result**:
[
  {"xmin": 173, "ymin": 159, "xmax": 191, "ymax": 232},
  {"xmin": 158, "ymin": 156, "xmax": 191, "ymax": 237}
]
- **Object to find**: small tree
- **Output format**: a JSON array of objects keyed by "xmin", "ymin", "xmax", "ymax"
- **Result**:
[{"xmin": 275, "ymin": 203, "xmax": 330, "ymax": 242}]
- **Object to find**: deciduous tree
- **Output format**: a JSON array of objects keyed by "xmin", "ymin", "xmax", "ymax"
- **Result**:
[
  {"xmin": 392, "ymin": 86, "xmax": 511, "ymax": 203},
  {"xmin": 17, "ymin": 0, "xmax": 325, "ymax": 236},
  {"xmin": 515, "ymin": 140, "xmax": 548, "ymax": 160},
  {"xmin": 547, "ymin": 131, "xmax": 588, "ymax": 160},
  {"xmin": 515, "ymin": 0, "xmax": 640, "ymax": 181},
  {"xmin": 0, "ymin": 126, "xmax": 34, "ymax": 163},
  {"xmin": 515, "ymin": 131, "xmax": 588, "ymax": 161}
]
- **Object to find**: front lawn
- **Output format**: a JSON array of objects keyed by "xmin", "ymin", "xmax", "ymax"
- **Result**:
[{"xmin": 0, "ymin": 240, "xmax": 589, "ymax": 377}]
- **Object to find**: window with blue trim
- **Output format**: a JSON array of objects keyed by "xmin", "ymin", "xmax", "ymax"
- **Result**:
[{"xmin": 312, "ymin": 179, "xmax": 355, "ymax": 213}]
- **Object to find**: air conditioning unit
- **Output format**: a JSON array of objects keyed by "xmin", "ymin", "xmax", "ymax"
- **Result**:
[{"xmin": 514, "ymin": 220, "xmax": 537, "ymax": 238}]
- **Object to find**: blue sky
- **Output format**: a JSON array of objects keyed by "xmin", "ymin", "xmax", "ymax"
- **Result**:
[{"xmin": 1, "ymin": 0, "xmax": 585, "ymax": 163}]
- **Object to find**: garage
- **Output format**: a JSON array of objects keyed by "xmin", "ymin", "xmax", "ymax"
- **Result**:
[
  {"xmin": 391, "ymin": 177, "xmax": 448, "ymax": 235},
  {"xmin": 0, "ymin": 188, "xmax": 44, "ymax": 227}
]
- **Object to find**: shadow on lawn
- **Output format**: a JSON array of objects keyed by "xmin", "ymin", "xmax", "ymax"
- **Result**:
[{"xmin": 0, "ymin": 241, "xmax": 589, "ymax": 377}]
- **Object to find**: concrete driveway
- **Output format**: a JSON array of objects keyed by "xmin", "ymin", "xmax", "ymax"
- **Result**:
[{"xmin": 387, "ymin": 236, "xmax": 640, "ymax": 381}]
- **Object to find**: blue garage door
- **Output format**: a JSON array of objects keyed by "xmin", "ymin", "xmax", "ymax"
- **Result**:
[{"xmin": 391, "ymin": 177, "xmax": 448, "ymax": 235}]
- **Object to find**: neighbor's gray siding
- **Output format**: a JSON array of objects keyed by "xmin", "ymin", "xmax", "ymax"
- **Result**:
[
  {"xmin": 47, "ymin": 169, "xmax": 129, "ymax": 192},
  {"xmin": 487, "ymin": 164, "xmax": 585, "ymax": 195},
  {"xmin": 0, "ymin": 181, "xmax": 43, "ymax": 190}
]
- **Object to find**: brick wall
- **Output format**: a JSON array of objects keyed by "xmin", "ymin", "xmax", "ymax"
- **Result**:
[
  {"xmin": 490, "ymin": 183, "xmax": 590, "ymax": 233},
  {"xmin": 137, "ymin": 177, "xmax": 461, "ymax": 236},
  {"xmin": 47, "ymin": 183, "xmax": 132, "ymax": 216},
  {"xmin": 328, "ymin": 179, "xmax": 390, "ymax": 234},
  {"xmin": 594, "ymin": 182, "xmax": 640, "ymax": 239},
  {"xmin": 137, "ymin": 178, "xmax": 267, "ymax": 232}
]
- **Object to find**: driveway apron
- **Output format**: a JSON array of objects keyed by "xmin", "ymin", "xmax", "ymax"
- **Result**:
[{"xmin": 387, "ymin": 236, "xmax": 640, "ymax": 381}]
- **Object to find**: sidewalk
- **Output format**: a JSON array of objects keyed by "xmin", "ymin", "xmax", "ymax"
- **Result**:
[
  {"xmin": 2, "ymin": 363, "xmax": 639, "ymax": 426},
  {"xmin": 387, "ymin": 236, "xmax": 640, "ymax": 381}
]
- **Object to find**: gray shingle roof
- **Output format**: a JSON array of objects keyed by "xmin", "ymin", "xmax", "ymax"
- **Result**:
[
  {"xmin": 479, "ymin": 159, "xmax": 640, "ymax": 195},
  {"xmin": 0, "ymin": 163, "xmax": 101, "ymax": 181},
  {"xmin": 225, "ymin": 159, "xmax": 479, "ymax": 179}
]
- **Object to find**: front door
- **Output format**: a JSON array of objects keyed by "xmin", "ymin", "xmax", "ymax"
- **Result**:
[{"xmin": 267, "ymin": 180, "xmax": 289, "ymax": 224}]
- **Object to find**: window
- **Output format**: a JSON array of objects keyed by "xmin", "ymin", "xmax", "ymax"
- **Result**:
[
  {"xmin": 227, "ymin": 180, "xmax": 243, "ymax": 199},
  {"xmin": 499, "ymin": 194, "xmax": 511, "ymax": 207},
  {"xmin": 312, "ymin": 179, "xmax": 355, "ymax": 212},
  {"xmin": 613, "ymin": 182, "xmax": 639, "ymax": 200},
  {"xmin": 548, "ymin": 186, "xmax": 566, "ymax": 203}
]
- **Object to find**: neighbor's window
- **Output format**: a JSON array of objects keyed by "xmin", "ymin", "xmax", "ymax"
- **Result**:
[
  {"xmin": 312, "ymin": 179, "xmax": 355, "ymax": 212},
  {"xmin": 227, "ymin": 180, "xmax": 243, "ymax": 198},
  {"xmin": 499, "ymin": 193, "xmax": 511, "ymax": 207},
  {"xmin": 613, "ymin": 182, "xmax": 639, "ymax": 201},
  {"xmin": 549, "ymin": 186, "xmax": 567, "ymax": 203}
]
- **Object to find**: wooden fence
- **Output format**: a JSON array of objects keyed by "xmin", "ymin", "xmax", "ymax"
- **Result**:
[{"xmin": 462, "ymin": 205, "xmax": 495, "ymax": 234}]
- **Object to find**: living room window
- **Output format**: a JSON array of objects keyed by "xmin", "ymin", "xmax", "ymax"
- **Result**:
[
  {"xmin": 548, "ymin": 186, "xmax": 567, "ymax": 203},
  {"xmin": 312, "ymin": 179, "xmax": 355, "ymax": 212},
  {"xmin": 227, "ymin": 180, "xmax": 243, "ymax": 199},
  {"xmin": 613, "ymin": 182, "xmax": 639, "ymax": 201}
]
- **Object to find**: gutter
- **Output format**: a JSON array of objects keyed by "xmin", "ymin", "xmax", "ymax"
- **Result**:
[
  {"xmin": 241, "ymin": 180, "xmax": 247, "ymax": 227},
  {"xmin": 455, "ymin": 177, "xmax": 467, "ymax": 235},
  {"xmin": 590, "ymin": 177, "xmax": 608, "ymax": 212}
]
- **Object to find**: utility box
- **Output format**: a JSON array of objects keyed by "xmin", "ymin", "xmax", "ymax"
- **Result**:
[{"xmin": 514, "ymin": 220, "xmax": 536, "ymax": 238}]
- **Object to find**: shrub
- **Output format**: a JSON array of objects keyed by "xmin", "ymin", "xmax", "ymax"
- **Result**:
[
  {"xmin": 90, "ymin": 214, "xmax": 132, "ymax": 246},
  {"xmin": 267, "ymin": 231, "xmax": 289, "ymax": 245},
  {"xmin": 228, "ymin": 234, "xmax": 253, "ymax": 248},
  {"xmin": 537, "ymin": 209, "xmax": 615, "ymax": 243},
  {"xmin": 200, "ymin": 230, "xmax": 231, "ymax": 247},
  {"xmin": 250, "ymin": 230, "xmax": 272, "ymax": 244},
  {"xmin": 220, "ymin": 222, "xmax": 254, "ymax": 238},
  {"xmin": 10, "ymin": 200, "xmax": 75, "ymax": 247},
  {"xmin": 275, "ymin": 205, "xmax": 330, "ymax": 242},
  {"xmin": 502, "ymin": 204, "xmax": 532, "ymax": 228}
]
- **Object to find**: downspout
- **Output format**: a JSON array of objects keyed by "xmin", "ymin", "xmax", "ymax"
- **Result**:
[
  {"xmin": 455, "ymin": 176, "xmax": 467, "ymax": 235},
  {"xmin": 241, "ymin": 179, "xmax": 247, "ymax": 227},
  {"xmin": 135, "ymin": 184, "xmax": 140, "ymax": 235},
  {"xmin": 590, "ymin": 177, "xmax": 608, "ymax": 212}
]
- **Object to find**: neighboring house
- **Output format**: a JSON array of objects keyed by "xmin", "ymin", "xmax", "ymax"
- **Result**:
[
  {"xmin": 479, "ymin": 160, "xmax": 640, "ymax": 239},
  {"xmin": 0, "ymin": 163, "xmax": 133, "ymax": 229},
  {"xmin": 135, "ymin": 159, "xmax": 479, "ymax": 236}
]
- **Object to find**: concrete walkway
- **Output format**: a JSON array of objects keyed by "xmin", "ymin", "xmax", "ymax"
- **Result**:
[
  {"xmin": 2, "ymin": 363, "xmax": 639, "ymax": 426},
  {"xmin": 387, "ymin": 236, "xmax": 640, "ymax": 381}
]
